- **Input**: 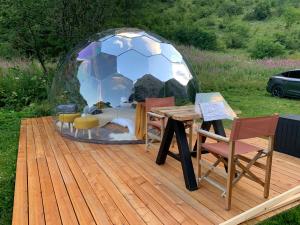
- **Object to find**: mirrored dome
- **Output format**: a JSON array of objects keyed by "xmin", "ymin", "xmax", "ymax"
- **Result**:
[{"xmin": 49, "ymin": 28, "xmax": 199, "ymax": 143}]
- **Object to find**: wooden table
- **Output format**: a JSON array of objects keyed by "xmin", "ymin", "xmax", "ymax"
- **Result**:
[{"xmin": 152, "ymin": 105, "xmax": 226, "ymax": 191}]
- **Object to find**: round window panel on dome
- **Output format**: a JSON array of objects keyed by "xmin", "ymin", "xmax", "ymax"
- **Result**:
[{"xmin": 49, "ymin": 28, "xmax": 199, "ymax": 144}]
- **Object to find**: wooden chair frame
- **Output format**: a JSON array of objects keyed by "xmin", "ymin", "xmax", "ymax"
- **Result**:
[
  {"xmin": 145, "ymin": 111, "xmax": 166, "ymax": 150},
  {"xmin": 145, "ymin": 97, "xmax": 175, "ymax": 151},
  {"xmin": 145, "ymin": 96, "xmax": 194, "ymax": 151},
  {"xmin": 196, "ymin": 129, "xmax": 275, "ymax": 210},
  {"xmin": 146, "ymin": 113, "xmax": 194, "ymax": 151}
]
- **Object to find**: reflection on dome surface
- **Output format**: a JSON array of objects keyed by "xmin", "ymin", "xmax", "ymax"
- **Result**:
[{"xmin": 50, "ymin": 28, "xmax": 198, "ymax": 143}]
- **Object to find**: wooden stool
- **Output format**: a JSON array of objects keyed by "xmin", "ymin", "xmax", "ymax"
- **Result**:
[
  {"xmin": 74, "ymin": 116, "xmax": 99, "ymax": 139},
  {"xmin": 58, "ymin": 113, "xmax": 81, "ymax": 133}
]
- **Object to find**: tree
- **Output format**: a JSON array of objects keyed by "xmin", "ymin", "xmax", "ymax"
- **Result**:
[
  {"xmin": 253, "ymin": 1, "xmax": 271, "ymax": 20},
  {"xmin": 2, "ymin": 0, "xmax": 57, "ymax": 73},
  {"xmin": 0, "ymin": 0, "xmax": 133, "ymax": 73}
]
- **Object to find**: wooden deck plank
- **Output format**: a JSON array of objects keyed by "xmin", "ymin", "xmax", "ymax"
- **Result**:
[
  {"xmin": 31, "ymin": 119, "xmax": 62, "ymax": 225},
  {"xmin": 107, "ymin": 148, "xmax": 197, "ymax": 223},
  {"xmin": 26, "ymin": 119, "xmax": 46, "ymax": 225},
  {"xmin": 12, "ymin": 116, "xmax": 300, "ymax": 225},
  {"xmin": 41, "ymin": 117, "xmax": 97, "ymax": 225},
  {"xmin": 12, "ymin": 120, "xmax": 28, "ymax": 225},
  {"xmin": 64, "ymin": 140, "xmax": 131, "ymax": 225},
  {"xmin": 99, "ymin": 146, "xmax": 181, "ymax": 225},
  {"xmin": 45, "ymin": 122, "xmax": 113, "ymax": 225},
  {"xmin": 117, "ymin": 145, "xmax": 223, "ymax": 224},
  {"xmin": 36, "ymin": 118, "xmax": 79, "ymax": 225},
  {"xmin": 73, "ymin": 141, "xmax": 147, "ymax": 225},
  {"xmin": 111, "ymin": 147, "xmax": 213, "ymax": 225},
  {"xmin": 89, "ymin": 145, "xmax": 164, "ymax": 225},
  {"xmin": 47, "ymin": 117, "xmax": 147, "ymax": 225}
]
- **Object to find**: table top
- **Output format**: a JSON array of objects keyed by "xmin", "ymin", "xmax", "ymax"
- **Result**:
[{"xmin": 151, "ymin": 105, "xmax": 201, "ymax": 121}]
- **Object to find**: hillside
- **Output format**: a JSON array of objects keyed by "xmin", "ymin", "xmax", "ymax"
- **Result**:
[
  {"xmin": 151, "ymin": 0, "xmax": 300, "ymax": 58},
  {"xmin": 1, "ymin": 0, "xmax": 300, "ymax": 64}
]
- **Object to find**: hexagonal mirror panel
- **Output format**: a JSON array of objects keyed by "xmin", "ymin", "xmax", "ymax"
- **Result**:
[{"xmin": 49, "ymin": 28, "xmax": 198, "ymax": 144}]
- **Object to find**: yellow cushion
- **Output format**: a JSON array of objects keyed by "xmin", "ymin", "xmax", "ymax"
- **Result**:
[
  {"xmin": 58, "ymin": 113, "xmax": 81, "ymax": 123},
  {"xmin": 74, "ymin": 116, "xmax": 99, "ymax": 129}
]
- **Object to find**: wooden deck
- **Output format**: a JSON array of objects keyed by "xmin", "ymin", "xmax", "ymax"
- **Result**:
[{"xmin": 12, "ymin": 117, "xmax": 300, "ymax": 225}]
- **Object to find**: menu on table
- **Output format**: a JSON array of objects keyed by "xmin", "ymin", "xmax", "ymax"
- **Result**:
[{"xmin": 194, "ymin": 92, "xmax": 236, "ymax": 121}]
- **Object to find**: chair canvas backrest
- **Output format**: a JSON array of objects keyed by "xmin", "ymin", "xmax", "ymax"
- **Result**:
[
  {"xmin": 145, "ymin": 97, "xmax": 175, "ymax": 112},
  {"xmin": 230, "ymin": 115, "xmax": 279, "ymax": 141}
]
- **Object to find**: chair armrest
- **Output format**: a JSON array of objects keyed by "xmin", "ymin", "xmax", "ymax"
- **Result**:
[
  {"xmin": 197, "ymin": 129, "xmax": 230, "ymax": 143},
  {"xmin": 147, "ymin": 112, "xmax": 165, "ymax": 119}
]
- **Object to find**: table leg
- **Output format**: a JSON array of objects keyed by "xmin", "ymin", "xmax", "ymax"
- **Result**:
[
  {"xmin": 212, "ymin": 120, "xmax": 226, "ymax": 137},
  {"xmin": 173, "ymin": 120, "xmax": 198, "ymax": 191},
  {"xmin": 156, "ymin": 118, "xmax": 197, "ymax": 191},
  {"xmin": 156, "ymin": 119, "xmax": 175, "ymax": 165}
]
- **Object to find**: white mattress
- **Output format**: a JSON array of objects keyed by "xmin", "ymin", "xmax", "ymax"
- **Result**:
[{"xmin": 95, "ymin": 107, "xmax": 135, "ymax": 131}]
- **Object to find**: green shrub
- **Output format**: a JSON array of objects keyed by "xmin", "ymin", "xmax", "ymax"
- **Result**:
[
  {"xmin": 254, "ymin": 1, "xmax": 272, "ymax": 20},
  {"xmin": 195, "ymin": 17, "xmax": 217, "ymax": 28},
  {"xmin": 22, "ymin": 102, "xmax": 52, "ymax": 117},
  {"xmin": 218, "ymin": 0, "xmax": 243, "ymax": 17},
  {"xmin": 224, "ymin": 21, "xmax": 250, "ymax": 49},
  {"xmin": 0, "ymin": 65, "xmax": 52, "ymax": 110},
  {"xmin": 248, "ymin": 37, "xmax": 285, "ymax": 59},
  {"xmin": 173, "ymin": 27, "xmax": 218, "ymax": 50},
  {"xmin": 275, "ymin": 28, "xmax": 300, "ymax": 50},
  {"xmin": 244, "ymin": 1, "xmax": 271, "ymax": 21},
  {"xmin": 283, "ymin": 7, "xmax": 300, "ymax": 28},
  {"xmin": 225, "ymin": 33, "xmax": 245, "ymax": 49}
]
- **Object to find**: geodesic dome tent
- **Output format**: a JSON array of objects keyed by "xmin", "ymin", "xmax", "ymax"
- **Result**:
[{"xmin": 49, "ymin": 28, "xmax": 198, "ymax": 143}]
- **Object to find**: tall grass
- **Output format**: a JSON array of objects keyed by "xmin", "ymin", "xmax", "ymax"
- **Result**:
[
  {"xmin": 181, "ymin": 46, "xmax": 286, "ymax": 91},
  {"xmin": 0, "ymin": 110, "xmax": 37, "ymax": 225},
  {"xmin": 180, "ymin": 46, "xmax": 300, "ymax": 117}
]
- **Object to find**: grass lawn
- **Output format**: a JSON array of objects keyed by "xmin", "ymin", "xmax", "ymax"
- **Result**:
[
  {"xmin": 0, "ymin": 110, "xmax": 35, "ymax": 225},
  {"xmin": 223, "ymin": 90, "xmax": 300, "ymax": 116},
  {"xmin": 258, "ymin": 205, "xmax": 300, "ymax": 225}
]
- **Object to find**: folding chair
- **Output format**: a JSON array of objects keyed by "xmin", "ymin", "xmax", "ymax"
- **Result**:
[
  {"xmin": 145, "ymin": 97, "xmax": 194, "ymax": 151},
  {"xmin": 145, "ymin": 97, "xmax": 175, "ymax": 150},
  {"xmin": 196, "ymin": 115, "xmax": 279, "ymax": 210}
]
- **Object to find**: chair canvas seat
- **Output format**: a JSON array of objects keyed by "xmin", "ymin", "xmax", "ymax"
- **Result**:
[{"xmin": 202, "ymin": 141, "xmax": 263, "ymax": 158}]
